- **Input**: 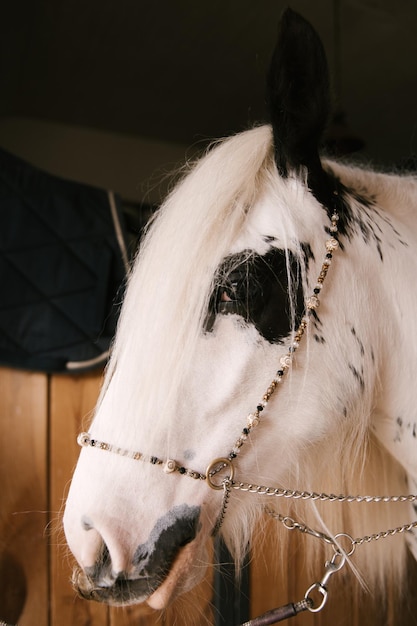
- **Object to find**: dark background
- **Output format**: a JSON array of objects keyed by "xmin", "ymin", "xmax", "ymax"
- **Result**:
[{"xmin": 1, "ymin": 0, "xmax": 417, "ymax": 199}]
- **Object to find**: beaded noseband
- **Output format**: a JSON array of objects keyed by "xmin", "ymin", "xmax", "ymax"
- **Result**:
[{"xmin": 77, "ymin": 205, "xmax": 417, "ymax": 622}]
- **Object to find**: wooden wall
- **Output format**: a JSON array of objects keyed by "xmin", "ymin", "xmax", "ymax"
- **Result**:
[
  {"xmin": 0, "ymin": 368, "xmax": 213, "ymax": 626},
  {"xmin": 1, "ymin": 366, "xmax": 416, "ymax": 625}
]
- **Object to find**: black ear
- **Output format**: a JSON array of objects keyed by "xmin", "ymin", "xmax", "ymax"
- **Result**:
[{"xmin": 267, "ymin": 9, "xmax": 331, "ymax": 182}]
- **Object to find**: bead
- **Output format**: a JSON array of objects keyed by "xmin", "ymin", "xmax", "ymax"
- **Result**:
[
  {"xmin": 77, "ymin": 432, "xmax": 91, "ymax": 447},
  {"xmin": 326, "ymin": 237, "xmax": 339, "ymax": 251},
  {"xmin": 133, "ymin": 452, "xmax": 142, "ymax": 460},
  {"xmin": 243, "ymin": 428, "xmax": 249, "ymax": 435},
  {"xmin": 257, "ymin": 404, "xmax": 264, "ymax": 412},
  {"xmin": 164, "ymin": 459, "xmax": 177, "ymax": 473},
  {"xmin": 307, "ymin": 295, "xmax": 320, "ymax": 310},
  {"xmin": 280, "ymin": 354, "xmax": 292, "ymax": 369},
  {"xmin": 247, "ymin": 413, "xmax": 260, "ymax": 427},
  {"xmin": 178, "ymin": 467, "xmax": 186, "ymax": 474},
  {"xmin": 150, "ymin": 456, "xmax": 159, "ymax": 465}
]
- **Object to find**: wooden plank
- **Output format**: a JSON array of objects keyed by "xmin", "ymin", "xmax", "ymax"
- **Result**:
[
  {"xmin": 0, "ymin": 367, "xmax": 48, "ymax": 626},
  {"xmin": 49, "ymin": 371, "xmax": 109, "ymax": 626}
]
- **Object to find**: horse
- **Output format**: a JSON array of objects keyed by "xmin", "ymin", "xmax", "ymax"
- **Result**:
[{"xmin": 63, "ymin": 8, "xmax": 417, "ymax": 623}]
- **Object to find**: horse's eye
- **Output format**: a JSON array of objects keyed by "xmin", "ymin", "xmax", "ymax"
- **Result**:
[
  {"xmin": 217, "ymin": 277, "xmax": 245, "ymax": 304},
  {"xmin": 210, "ymin": 253, "xmax": 271, "ymax": 323},
  {"xmin": 219, "ymin": 290, "xmax": 233, "ymax": 303}
]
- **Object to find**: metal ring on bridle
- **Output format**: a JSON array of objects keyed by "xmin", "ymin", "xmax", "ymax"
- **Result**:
[{"xmin": 206, "ymin": 457, "xmax": 235, "ymax": 490}]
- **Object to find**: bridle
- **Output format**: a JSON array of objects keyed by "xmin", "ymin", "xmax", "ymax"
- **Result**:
[{"xmin": 77, "ymin": 198, "xmax": 417, "ymax": 624}]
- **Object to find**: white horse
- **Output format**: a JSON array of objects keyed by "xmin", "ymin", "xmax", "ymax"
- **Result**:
[{"xmin": 64, "ymin": 9, "xmax": 417, "ymax": 621}]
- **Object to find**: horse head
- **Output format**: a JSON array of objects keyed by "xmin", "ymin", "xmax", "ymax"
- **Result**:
[{"xmin": 63, "ymin": 9, "xmax": 417, "ymax": 611}]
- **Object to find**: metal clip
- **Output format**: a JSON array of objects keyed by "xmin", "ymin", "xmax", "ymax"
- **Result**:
[{"xmin": 304, "ymin": 552, "xmax": 346, "ymax": 613}]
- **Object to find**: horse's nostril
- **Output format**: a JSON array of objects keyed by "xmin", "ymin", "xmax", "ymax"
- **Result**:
[{"xmin": 85, "ymin": 542, "xmax": 112, "ymax": 577}]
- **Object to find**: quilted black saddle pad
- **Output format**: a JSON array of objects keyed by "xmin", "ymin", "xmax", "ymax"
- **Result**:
[{"xmin": 0, "ymin": 148, "xmax": 130, "ymax": 373}]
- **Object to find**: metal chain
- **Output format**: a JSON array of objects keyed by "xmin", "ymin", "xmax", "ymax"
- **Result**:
[
  {"xmin": 352, "ymin": 521, "xmax": 417, "ymax": 547},
  {"xmin": 232, "ymin": 481, "xmax": 417, "ymax": 503},
  {"xmin": 211, "ymin": 479, "xmax": 232, "ymax": 536},
  {"xmin": 265, "ymin": 508, "xmax": 417, "ymax": 556}
]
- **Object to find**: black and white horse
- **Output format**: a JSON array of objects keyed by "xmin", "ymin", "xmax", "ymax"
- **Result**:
[{"xmin": 64, "ymin": 9, "xmax": 417, "ymax": 618}]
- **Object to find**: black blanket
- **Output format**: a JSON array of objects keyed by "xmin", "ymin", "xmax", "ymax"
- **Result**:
[{"xmin": 0, "ymin": 148, "xmax": 129, "ymax": 372}]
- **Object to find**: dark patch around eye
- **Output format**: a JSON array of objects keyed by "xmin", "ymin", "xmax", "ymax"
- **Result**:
[{"xmin": 205, "ymin": 248, "xmax": 304, "ymax": 343}]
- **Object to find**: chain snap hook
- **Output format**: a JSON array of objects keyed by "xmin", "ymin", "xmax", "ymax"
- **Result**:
[{"xmin": 305, "ymin": 552, "xmax": 346, "ymax": 613}]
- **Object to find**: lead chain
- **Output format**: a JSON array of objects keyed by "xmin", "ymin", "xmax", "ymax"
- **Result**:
[
  {"xmin": 232, "ymin": 481, "xmax": 417, "ymax": 503},
  {"xmin": 266, "ymin": 507, "xmax": 417, "ymax": 558}
]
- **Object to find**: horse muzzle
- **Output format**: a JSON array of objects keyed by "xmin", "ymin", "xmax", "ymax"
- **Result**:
[{"xmin": 67, "ymin": 504, "xmax": 204, "ymax": 608}]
